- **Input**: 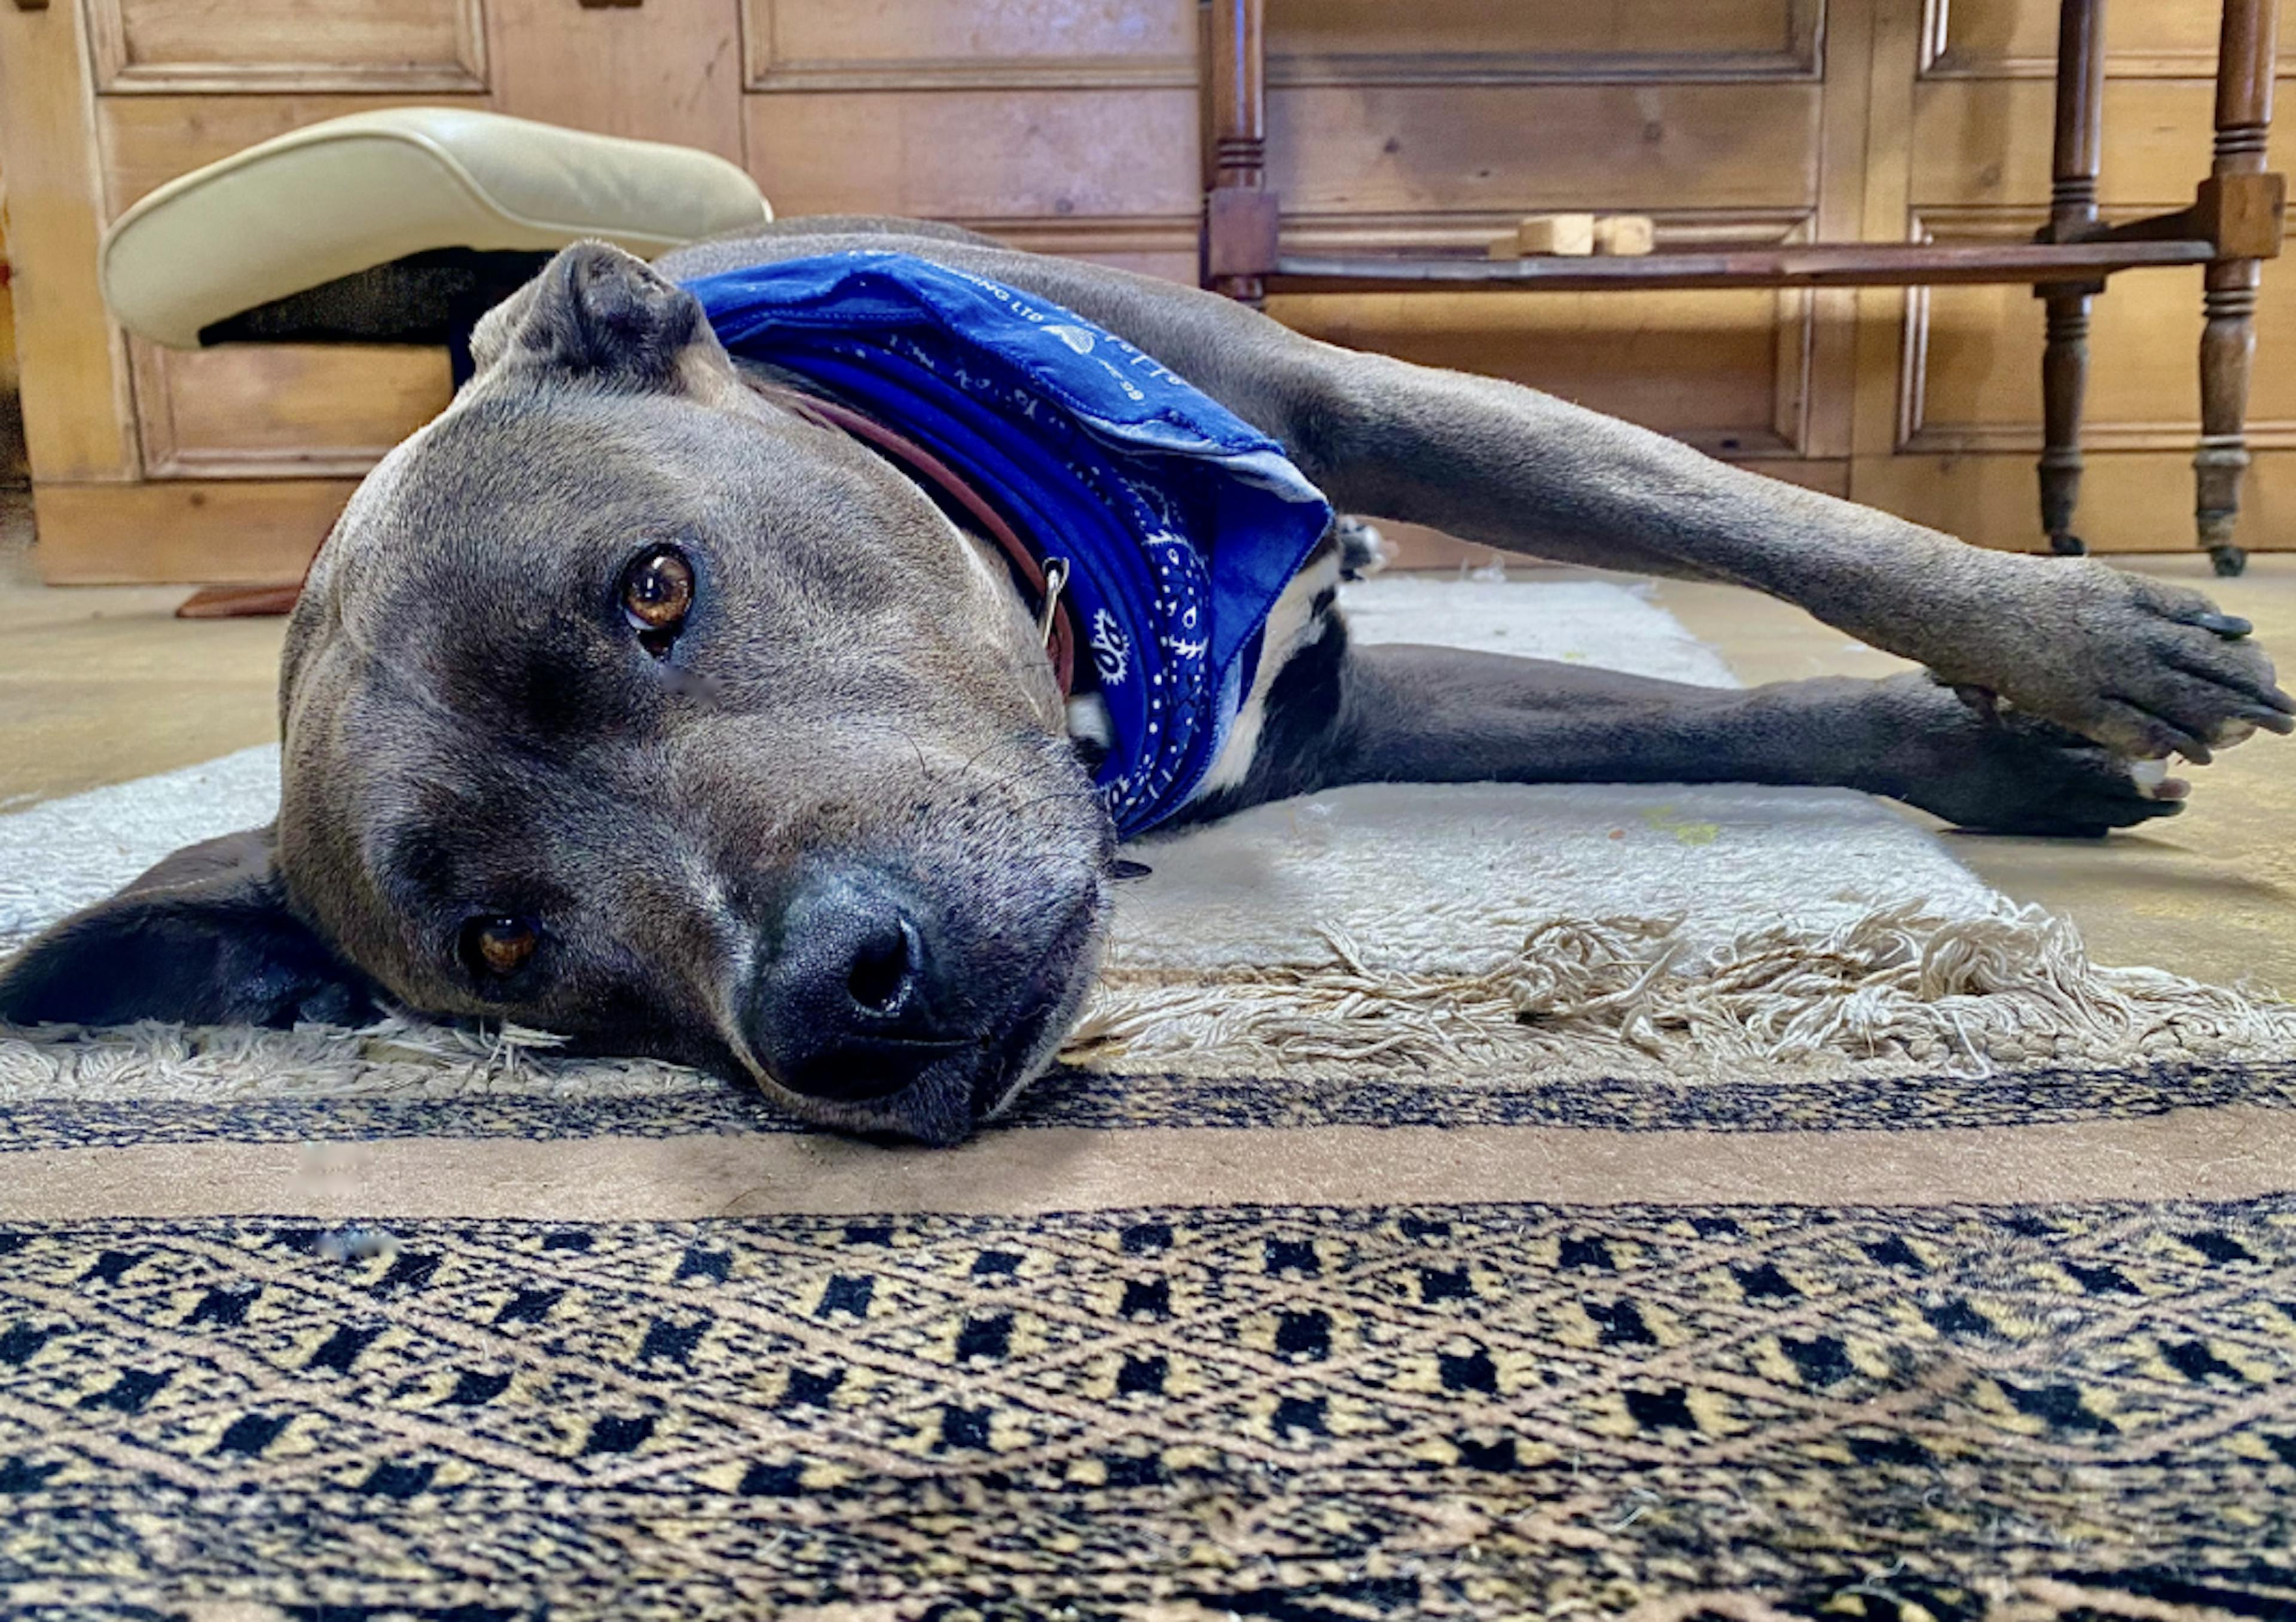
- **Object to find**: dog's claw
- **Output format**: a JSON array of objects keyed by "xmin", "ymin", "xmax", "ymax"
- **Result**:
[{"xmin": 2130, "ymin": 766, "xmax": 2185, "ymax": 803}]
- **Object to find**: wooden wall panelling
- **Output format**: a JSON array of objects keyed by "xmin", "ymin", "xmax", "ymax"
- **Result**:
[
  {"xmin": 1910, "ymin": 77, "xmax": 2296, "ymax": 207},
  {"xmin": 1922, "ymin": 0, "xmax": 2296, "ymax": 78},
  {"xmin": 1264, "ymin": 83, "xmax": 1825, "ymax": 216},
  {"xmin": 1259, "ymin": 2, "xmax": 1848, "ymax": 475},
  {"xmin": 97, "ymin": 93, "xmax": 496, "ymax": 219},
  {"xmin": 741, "ymin": 1, "xmax": 1201, "ymax": 270},
  {"xmin": 741, "ymin": 87, "xmax": 1201, "ymax": 223},
  {"xmin": 1266, "ymin": 216, "xmax": 1823, "ymax": 459},
  {"xmin": 1854, "ymin": 445, "xmax": 2296, "ymax": 551},
  {"xmin": 0, "ymin": 0, "xmax": 138, "ymax": 484},
  {"xmin": 1269, "ymin": 282, "xmax": 1809, "ymax": 460},
  {"xmin": 1265, "ymin": 0, "xmax": 1824, "ymax": 84},
  {"xmin": 1850, "ymin": 0, "xmax": 1936, "ymax": 475},
  {"xmin": 1903, "ymin": 210, "xmax": 2296, "ymax": 454},
  {"xmin": 746, "ymin": 0, "xmax": 1196, "ymax": 90},
  {"xmin": 19, "ymin": 0, "xmax": 2285, "ymax": 582},
  {"xmin": 490, "ymin": 0, "xmax": 744, "ymax": 162},
  {"xmin": 33, "ymin": 480, "xmax": 360, "ymax": 584},
  {"xmin": 87, "ymin": 0, "xmax": 487, "ymax": 94},
  {"xmin": 985, "ymin": 221, "xmax": 1199, "ymax": 284},
  {"xmin": 1864, "ymin": 0, "xmax": 2296, "ymax": 553},
  {"xmin": 130, "ymin": 344, "xmax": 454, "ymax": 479},
  {"xmin": 0, "ymin": 173, "xmax": 26, "ymax": 485},
  {"xmin": 1803, "ymin": 0, "xmax": 1883, "ymax": 462},
  {"xmin": 97, "ymin": 94, "xmax": 490, "ymax": 484}
]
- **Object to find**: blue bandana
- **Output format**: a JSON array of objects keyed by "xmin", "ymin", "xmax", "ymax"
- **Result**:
[{"xmin": 679, "ymin": 252, "xmax": 1333, "ymax": 838}]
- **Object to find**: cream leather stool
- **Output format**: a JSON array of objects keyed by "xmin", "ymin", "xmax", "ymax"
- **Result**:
[
  {"xmin": 99, "ymin": 108, "xmax": 771, "ymax": 614},
  {"xmin": 103, "ymin": 107, "xmax": 771, "ymax": 383}
]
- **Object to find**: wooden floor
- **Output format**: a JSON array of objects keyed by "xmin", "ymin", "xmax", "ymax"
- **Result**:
[
  {"xmin": 1649, "ymin": 559, "xmax": 2296, "ymax": 996},
  {"xmin": 2, "ymin": 482, "xmax": 2291, "ymax": 992}
]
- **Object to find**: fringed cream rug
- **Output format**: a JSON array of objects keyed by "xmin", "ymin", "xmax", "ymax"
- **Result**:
[{"xmin": 2, "ymin": 578, "xmax": 2294, "ymax": 1621}]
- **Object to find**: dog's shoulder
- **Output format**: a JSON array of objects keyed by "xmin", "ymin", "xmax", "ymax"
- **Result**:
[{"xmin": 660, "ymin": 218, "xmax": 1006, "ymax": 282}]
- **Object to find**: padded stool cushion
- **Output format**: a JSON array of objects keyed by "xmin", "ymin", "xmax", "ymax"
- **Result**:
[{"xmin": 103, "ymin": 108, "xmax": 771, "ymax": 348}]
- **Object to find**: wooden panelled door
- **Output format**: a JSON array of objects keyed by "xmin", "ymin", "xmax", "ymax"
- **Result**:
[
  {"xmin": 1259, "ymin": 0, "xmax": 1849, "ymax": 529},
  {"xmin": 1870, "ymin": 0, "xmax": 2296, "ymax": 557},
  {"xmin": 0, "ymin": 0, "xmax": 2288, "ymax": 582}
]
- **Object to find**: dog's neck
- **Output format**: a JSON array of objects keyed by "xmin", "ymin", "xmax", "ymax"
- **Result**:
[{"xmin": 741, "ymin": 376, "xmax": 1079, "ymax": 698}]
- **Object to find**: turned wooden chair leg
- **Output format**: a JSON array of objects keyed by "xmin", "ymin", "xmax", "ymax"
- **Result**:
[
  {"xmin": 2196, "ymin": 0, "xmax": 2280, "ymax": 578},
  {"xmin": 2038, "ymin": 0, "xmax": 2105, "ymax": 556},
  {"xmin": 2198, "ymin": 270, "xmax": 2260, "ymax": 576},
  {"xmin": 1203, "ymin": 0, "xmax": 1278, "ymax": 304},
  {"xmin": 2040, "ymin": 286, "xmax": 2098, "ymax": 555}
]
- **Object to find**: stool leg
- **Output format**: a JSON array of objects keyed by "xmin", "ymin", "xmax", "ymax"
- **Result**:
[
  {"xmin": 2039, "ymin": 0, "xmax": 2105, "ymax": 557},
  {"xmin": 2196, "ymin": 0, "xmax": 2279, "ymax": 578}
]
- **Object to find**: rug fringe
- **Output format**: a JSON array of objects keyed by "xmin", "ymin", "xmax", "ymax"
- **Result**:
[
  {"xmin": 1063, "ymin": 900, "xmax": 2296, "ymax": 1080},
  {"xmin": 5, "ymin": 901, "xmax": 2289, "ymax": 1099},
  {"xmin": 0, "ymin": 1014, "xmax": 709, "ymax": 1101}
]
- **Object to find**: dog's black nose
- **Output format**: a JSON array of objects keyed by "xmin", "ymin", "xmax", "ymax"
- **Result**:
[{"xmin": 747, "ymin": 866, "xmax": 965, "ymax": 1105}]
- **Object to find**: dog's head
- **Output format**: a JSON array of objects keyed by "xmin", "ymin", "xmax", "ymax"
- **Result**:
[{"xmin": 1, "ymin": 244, "xmax": 1115, "ymax": 1143}]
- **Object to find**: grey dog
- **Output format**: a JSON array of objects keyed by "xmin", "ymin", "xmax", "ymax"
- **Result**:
[{"xmin": 4, "ymin": 220, "xmax": 2289, "ymax": 1143}]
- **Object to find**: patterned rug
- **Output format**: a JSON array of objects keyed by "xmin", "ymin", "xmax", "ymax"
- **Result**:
[{"xmin": 4, "ymin": 581, "xmax": 2294, "ymax": 1620}]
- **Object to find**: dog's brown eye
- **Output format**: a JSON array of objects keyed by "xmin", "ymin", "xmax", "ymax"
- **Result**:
[
  {"xmin": 621, "ymin": 546, "xmax": 694, "ymax": 653},
  {"xmin": 461, "ymin": 916, "xmax": 538, "ymax": 978}
]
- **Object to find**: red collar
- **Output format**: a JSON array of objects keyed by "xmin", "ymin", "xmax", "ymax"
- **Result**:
[{"xmin": 745, "ymin": 378, "xmax": 1079, "ymax": 698}]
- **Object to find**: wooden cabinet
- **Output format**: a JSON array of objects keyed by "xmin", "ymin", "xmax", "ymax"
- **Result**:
[
  {"xmin": 0, "ymin": 180, "xmax": 25, "ymax": 488},
  {"xmin": 0, "ymin": 0, "xmax": 2288, "ymax": 583}
]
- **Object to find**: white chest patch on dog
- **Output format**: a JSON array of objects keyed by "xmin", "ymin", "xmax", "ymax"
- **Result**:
[{"xmin": 1184, "ymin": 545, "xmax": 1345, "ymax": 801}]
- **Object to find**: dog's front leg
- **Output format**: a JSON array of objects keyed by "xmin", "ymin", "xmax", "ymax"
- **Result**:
[
  {"xmin": 1287, "ymin": 350, "xmax": 2291, "ymax": 765},
  {"xmin": 695, "ymin": 234, "xmax": 2289, "ymax": 763},
  {"xmin": 1007, "ymin": 254, "xmax": 2287, "ymax": 763},
  {"xmin": 1173, "ymin": 645, "xmax": 2187, "ymax": 838}
]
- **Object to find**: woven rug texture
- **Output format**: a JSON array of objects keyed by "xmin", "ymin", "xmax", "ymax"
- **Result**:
[{"xmin": 0, "ymin": 579, "xmax": 2291, "ymax": 1621}]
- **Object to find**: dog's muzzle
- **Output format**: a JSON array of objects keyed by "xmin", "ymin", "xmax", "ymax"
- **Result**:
[{"xmin": 742, "ymin": 862, "xmax": 1097, "ymax": 1142}]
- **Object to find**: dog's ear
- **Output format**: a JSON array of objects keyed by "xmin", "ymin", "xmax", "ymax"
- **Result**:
[
  {"xmin": 467, "ymin": 240, "xmax": 728, "ymax": 393},
  {"xmin": 0, "ymin": 826, "xmax": 382, "ymax": 1030}
]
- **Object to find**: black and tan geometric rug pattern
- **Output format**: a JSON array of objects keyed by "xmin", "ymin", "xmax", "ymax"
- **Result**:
[
  {"xmin": 7, "ymin": 583, "xmax": 2294, "ymax": 1619},
  {"xmin": 3, "ymin": 1058, "xmax": 2295, "ymax": 1621}
]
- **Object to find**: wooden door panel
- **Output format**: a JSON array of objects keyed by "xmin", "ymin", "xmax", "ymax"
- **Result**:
[
  {"xmin": 1267, "ymin": 286, "xmax": 1808, "ymax": 458},
  {"xmin": 133, "ymin": 343, "xmax": 452, "ymax": 478},
  {"xmin": 1925, "ymin": 0, "xmax": 2296, "ymax": 75},
  {"xmin": 742, "ymin": 88, "xmax": 1198, "ymax": 221},
  {"xmin": 1909, "ymin": 252, "xmax": 2296, "ymax": 450},
  {"xmin": 1910, "ymin": 78, "xmax": 2296, "ymax": 207},
  {"xmin": 99, "ymin": 93, "xmax": 493, "ymax": 217},
  {"xmin": 1855, "ymin": 448, "xmax": 2296, "ymax": 552},
  {"xmin": 489, "ymin": 0, "xmax": 744, "ymax": 162},
  {"xmin": 1269, "ymin": 0, "xmax": 1820, "ymax": 78},
  {"xmin": 1268, "ymin": 84, "xmax": 1824, "ymax": 215},
  {"xmin": 746, "ymin": 0, "xmax": 1195, "ymax": 88},
  {"xmin": 88, "ymin": 0, "xmax": 486, "ymax": 93}
]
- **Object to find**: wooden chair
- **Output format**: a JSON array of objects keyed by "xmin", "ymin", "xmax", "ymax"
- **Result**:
[{"xmin": 1202, "ymin": 0, "xmax": 2286, "ymax": 575}]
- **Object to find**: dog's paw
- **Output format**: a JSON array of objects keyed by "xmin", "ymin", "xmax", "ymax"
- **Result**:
[
  {"xmin": 1877, "ymin": 673, "xmax": 2192, "ymax": 836},
  {"xmin": 1923, "ymin": 557, "xmax": 2293, "ymax": 763}
]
